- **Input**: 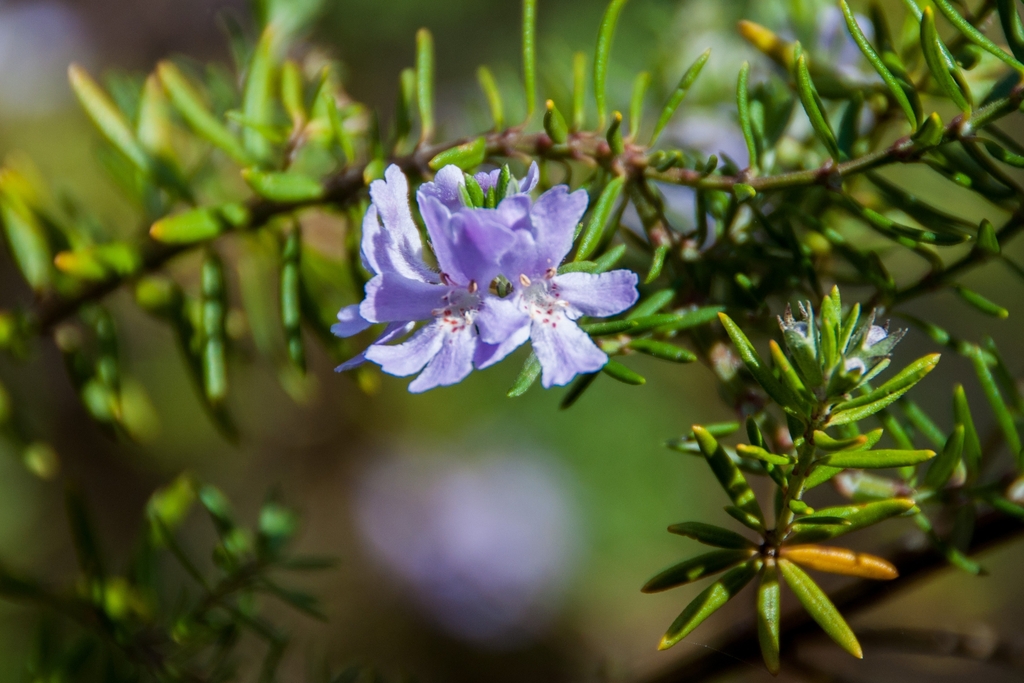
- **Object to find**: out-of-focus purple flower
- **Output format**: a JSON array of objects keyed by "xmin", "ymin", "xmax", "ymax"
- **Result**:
[{"xmin": 333, "ymin": 164, "xmax": 537, "ymax": 392}]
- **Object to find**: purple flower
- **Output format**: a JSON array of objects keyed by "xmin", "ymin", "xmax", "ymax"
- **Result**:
[
  {"xmin": 335, "ymin": 163, "xmax": 639, "ymax": 392},
  {"xmin": 333, "ymin": 164, "xmax": 534, "ymax": 392},
  {"xmin": 470, "ymin": 186, "xmax": 640, "ymax": 388}
]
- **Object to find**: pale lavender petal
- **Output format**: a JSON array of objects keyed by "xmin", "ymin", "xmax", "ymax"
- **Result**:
[
  {"xmin": 530, "ymin": 317, "xmax": 607, "ymax": 388},
  {"xmin": 520, "ymin": 162, "xmax": 539, "ymax": 193},
  {"xmin": 417, "ymin": 195, "xmax": 469, "ymax": 284},
  {"xmin": 361, "ymin": 274, "xmax": 444, "ymax": 323},
  {"xmin": 359, "ymin": 204, "xmax": 385, "ymax": 275},
  {"xmin": 449, "ymin": 210, "xmax": 518, "ymax": 286},
  {"xmin": 366, "ymin": 165, "xmax": 437, "ymax": 282},
  {"xmin": 332, "ymin": 304, "xmax": 372, "ymax": 338},
  {"xmin": 335, "ymin": 321, "xmax": 416, "ymax": 372},
  {"xmin": 365, "ymin": 322, "xmax": 444, "ymax": 377},
  {"xmin": 493, "ymin": 194, "xmax": 532, "ymax": 229},
  {"xmin": 552, "ymin": 270, "xmax": 639, "ymax": 318},
  {"xmin": 417, "ymin": 165, "xmax": 465, "ymax": 211},
  {"xmin": 475, "ymin": 294, "xmax": 529, "ymax": 344},
  {"xmin": 474, "ymin": 324, "xmax": 530, "ymax": 369},
  {"xmin": 529, "ymin": 185, "xmax": 589, "ymax": 269},
  {"xmin": 408, "ymin": 323, "xmax": 478, "ymax": 392}
]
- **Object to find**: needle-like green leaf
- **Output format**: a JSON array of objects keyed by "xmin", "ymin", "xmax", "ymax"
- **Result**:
[
  {"xmin": 650, "ymin": 49, "xmax": 710, "ymax": 145},
  {"xmin": 795, "ymin": 53, "xmax": 840, "ymax": 161},
  {"xmin": 642, "ymin": 549, "xmax": 755, "ymax": 593},
  {"xmin": 757, "ymin": 562, "xmax": 781, "ymax": 675},
  {"xmin": 658, "ymin": 559, "xmax": 761, "ymax": 650},
  {"xmin": 778, "ymin": 559, "xmax": 862, "ymax": 658},
  {"xmin": 594, "ymin": 0, "xmax": 630, "ymax": 129},
  {"xmin": 667, "ymin": 522, "xmax": 758, "ymax": 549}
]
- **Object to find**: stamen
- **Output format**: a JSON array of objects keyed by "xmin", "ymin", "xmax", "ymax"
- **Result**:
[
  {"xmin": 519, "ymin": 274, "xmax": 532, "ymax": 287},
  {"xmin": 545, "ymin": 267, "xmax": 557, "ymax": 279},
  {"xmin": 468, "ymin": 280, "xmax": 478, "ymax": 294}
]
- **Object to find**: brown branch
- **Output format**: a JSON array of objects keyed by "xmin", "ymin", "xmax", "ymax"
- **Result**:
[{"xmin": 639, "ymin": 511, "xmax": 1024, "ymax": 683}]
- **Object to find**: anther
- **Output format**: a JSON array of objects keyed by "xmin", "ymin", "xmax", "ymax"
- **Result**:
[
  {"xmin": 467, "ymin": 280, "xmax": 478, "ymax": 294},
  {"xmin": 519, "ymin": 274, "xmax": 532, "ymax": 287},
  {"xmin": 545, "ymin": 267, "xmax": 557, "ymax": 279}
]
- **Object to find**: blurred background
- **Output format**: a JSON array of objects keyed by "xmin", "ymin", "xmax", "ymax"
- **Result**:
[{"xmin": 0, "ymin": 0, "xmax": 1023, "ymax": 681}]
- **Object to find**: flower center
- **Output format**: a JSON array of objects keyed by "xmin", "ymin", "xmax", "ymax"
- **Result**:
[
  {"xmin": 433, "ymin": 287, "xmax": 481, "ymax": 332},
  {"xmin": 519, "ymin": 277, "xmax": 569, "ymax": 328}
]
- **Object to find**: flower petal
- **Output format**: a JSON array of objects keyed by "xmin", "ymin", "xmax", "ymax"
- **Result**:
[
  {"xmin": 552, "ymin": 270, "xmax": 639, "ymax": 318},
  {"xmin": 332, "ymin": 304, "xmax": 372, "ymax": 338},
  {"xmin": 473, "ymin": 168, "xmax": 501, "ymax": 193},
  {"xmin": 360, "ymin": 274, "xmax": 445, "ymax": 324},
  {"xmin": 365, "ymin": 322, "xmax": 444, "ymax": 377},
  {"xmin": 530, "ymin": 317, "xmax": 607, "ymax": 388},
  {"xmin": 335, "ymin": 321, "xmax": 416, "ymax": 372},
  {"xmin": 474, "ymin": 323, "xmax": 530, "ymax": 370},
  {"xmin": 520, "ymin": 162, "xmax": 539, "ymax": 193},
  {"xmin": 529, "ymin": 185, "xmax": 589, "ymax": 269},
  {"xmin": 417, "ymin": 164, "xmax": 465, "ymax": 212},
  {"xmin": 475, "ymin": 294, "xmax": 530, "ymax": 345},
  {"xmin": 364, "ymin": 165, "xmax": 437, "ymax": 282},
  {"xmin": 408, "ymin": 323, "xmax": 478, "ymax": 392}
]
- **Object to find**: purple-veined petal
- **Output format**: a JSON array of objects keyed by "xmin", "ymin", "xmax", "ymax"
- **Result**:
[
  {"xmin": 361, "ymin": 274, "xmax": 445, "ymax": 324},
  {"xmin": 408, "ymin": 323, "xmax": 478, "ymax": 392},
  {"xmin": 417, "ymin": 195, "xmax": 468, "ymax": 284},
  {"xmin": 475, "ymin": 294, "xmax": 530, "ymax": 345},
  {"xmin": 474, "ymin": 323, "xmax": 530, "ymax": 369},
  {"xmin": 335, "ymin": 321, "xmax": 416, "ymax": 372},
  {"xmin": 529, "ymin": 185, "xmax": 589, "ymax": 269},
  {"xmin": 552, "ymin": 270, "xmax": 639, "ymax": 318},
  {"xmin": 530, "ymin": 317, "xmax": 607, "ymax": 388},
  {"xmin": 417, "ymin": 164, "xmax": 465, "ymax": 212},
  {"xmin": 365, "ymin": 321, "xmax": 445, "ymax": 377},
  {"xmin": 449, "ymin": 209, "xmax": 519, "ymax": 286},
  {"xmin": 332, "ymin": 304, "xmax": 372, "ymax": 338}
]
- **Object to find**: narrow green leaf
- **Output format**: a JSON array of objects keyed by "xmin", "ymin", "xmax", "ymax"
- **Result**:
[
  {"xmin": 921, "ymin": 7, "xmax": 972, "ymax": 114},
  {"xmin": 560, "ymin": 372, "xmax": 599, "ymax": 409},
  {"xmin": 576, "ymin": 177, "xmax": 626, "ymax": 261},
  {"xmin": 150, "ymin": 207, "xmax": 228, "ymax": 244},
  {"xmin": 594, "ymin": 243, "xmax": 627, "ymax": 272},
  {"xmin": 69, "ymin": 65, "xmax": 150, "ymax": 173},
  {"xmin": 667, "ymin": 522, "xmax": 758, "ymax": 549},
  {"xmin": 953, "ymin": 384, "xmax": 982, "ymax": 480},
  {"xmin": 841, "ymin": 0, "xmax": 917, "ymax": 128},
  {"xmin": 606, "ymin": 111, "xmax": 625, "ymax": 155},
  {"xmin": 842, "ymin": 195, "xmax": 968, "ymax": 245},
  {"xmin": 654, "ymin": 305, "xmax": 725, "ymax": 333},
  {"xmin": 693, "ymin": 425, "xmax": 765, "ymax": 525},
  {"xmin": 428, "ymin": 137, "xmax": 487, "ymax": 171},
  {"xmin": 976, "ymin": 219, "xmax": 1000, "ymax": 255},
  {"xmin": 645, "ymin": 244, "xmax": 669, "ymax": 284},
  {"xmin": 477, "ymin": 66, "xmax": 504, "ymax": 131},
  {"xmin": 769, "ymin": 339, "xmax": 811, "ymax": 404},
  {"xmin": 280, "ymin": 60, "xmax": 306, "ymax": 129},
  {"xmin": 628, "ymin": 339, "xmax": 696, "ymax": 363},
  {"xmin": 658, "ymin": 560, "xmax": 761, "ymax": 650},
  {"xmin": 158, "ymin": 61, "xmax": 250, "ymax": 164},
  {"xmin": 718, "ymin": 313, "xmax": 803, "ymax": 414},
  {"xmin": 602, "ymin": 360, "xmax": 645, "ymax": 385},
  {"xmin": 280, "ymin": 227, "xmax": 305, "ymax": 372},
  {"xmin": 651, "ymin": 48, "xmax": 710, "ymax": 145},
  {"xmin": 954, "ymin": 285, "xmax": 1009, "ymax": 318},
  {"xmin": 522, "ymin": 0, "xmax": 537, "ymax": 119},
  {"xmin": 795, "ymin": 53, "xmax": 840, "ymax": 160},
  {"xmin": 581, "ymin": 319, "xmax": 639, "ymax": 336},
  {"xmin": 778, "ymin": 559, "xmax": 862, "ymax": 658},
  {"xmin": 757, "ymin": 562, "xmax": 781, "ymax": 675},
  {"xmin": 737, "ymin": 62, "xmax": 758, "ymax": 169},
  {"xmin": 416, "ymin": 28, "xmax": 435, "ymax": 143},
  {"xmin": 813, "ymin": 428, "xmax": 881, "ymax": 452},
  {"xmin": 507, "ymin": 352, "xmax": 541, "ymax": 397},
  {"xmin": 998, "ymin": 0, "xmax": 1024, "ymax": 62},
  {"xmin": 914, "ymin": 512, "xmax": 984, "ymax": 575},
  {"xmin": 788, "ymin": 499, "xmax": 917, "ymax": 543},
  {"xmin": 822, "ymin": 449, "xmax": 935, "ymax": 469},
  {"xmin": 594, "ymin": 0, "xmax": 630, "ymax": 129},
  {"xmin": 627, "ymin": 288, "xmax": 674, "ymax": 319},
  {"xmin": 736, "ymin": 444, "xmax": 792, "ymax": 466},
  {"xmin": 642, "ymin": 549, "xmax": 755, "ymax": 593},
  {"xmin": 242, "ymin": 169, "xmax": 324, "ymax": 202},
  {"xmin": 934, "ymin": 0, "xmax": 1024, "ymax": 73},
  {"xmin": 0, "ymin": 197, "xmax": 52, "ymax": 291},
  {"xmin": 923, "ymin": 425, "xmax": 965, "ymax": 490},
  {"xmin": 394, "ymin": 67, "xmax": 416, "ymax": 147},
  {"xmin": 242, "ymin": 28, "xmax": 276, "ymax": 164},
  {"xmin": 629, "ymin": 71, "xmax": 650, "ymax": 140},
  {"xmin": 572, "ymin": 51, "xmax": 587, "ymax": 130},
  {"xmin": 200, "ymin": 252, "xmax": 228, "ymax": 406},
  {"xmin": 966, "ymin": 345, "xmax": 1022, "ymax": 461},
  {"xmin": 827, "ymin": 354, "xmax": 941, "ymax": 426}
]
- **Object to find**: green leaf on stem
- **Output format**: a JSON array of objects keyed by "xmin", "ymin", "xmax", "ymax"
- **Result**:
[
  {"xmin": 920, "ymin": 7, "xmax": 972, "ymax": 115},
  {"xmin": 778, "ymin": 558, "xmax": 862, "ymax": 658},
  {"xmin": 667, "ymin": 522, "xmax": 758, "ymax": 549},
  {"xmin": 787, "ymin": 499, "xmax": 917, "ymax": 543},
  {"xmin": 416, "ymin": 28, "xmax": 435, "ymax": 143},
  {"xmin": 821, "ymin": 449, "xmax": 935, "ymax": 469},
  {"xmin": 507, "ymin": 352, "xmax": 541, "ymax": 397},
  {"xmin": 650, "ymin": 48, "xmax": 710, "ymax": 145},
  {"xmin": 594, "ymin": 0, "xmax": 630, "ymax": 129},
  {"xmin": 794, "ymin": 52, "xmax": 840, "ymax": 161},
  {"xmin": 642, "ymin": 549, "xmax": 756, "ymax": 593},
  {"xmin": 737, "ymin": 62, "xmax": 758, "ymax": 169},
  {"xmin": 693, "ymin": 425, "xmax": 765, "ymax": 526},
  {"xmin": 757, "ymin": 561, "xmax": 781, "ymax": 675},
  {"xmin": 718, "ymin": 313, "xmax": 803, "ymax": 415},
  {"xmin": 576, "ymin": 177, "xmax": 626, "ymax": 262},
  {"xmin": 428, "ymin": 137, "xmax": 487, "ymax": 171},
  {"xmin": 477, "ymin": 66, "xmax": 504, "ymax": 131},
  {"xmin": 658, "ymin": 559, "xmax": 761, "ymax": 650},
  {"xmin": 522, "ymin": 0, "xmax": 537, "ymax": 119},
  {"xmin": 827, "ymin": 354, "xmax": 941, "ymax": 426}
]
